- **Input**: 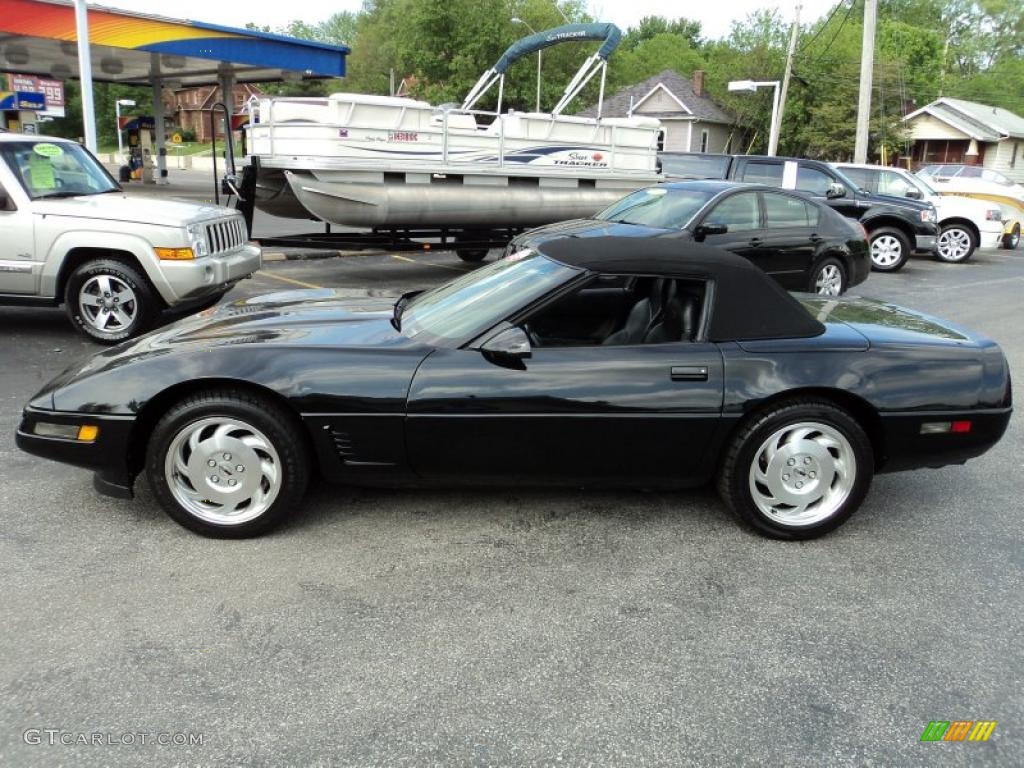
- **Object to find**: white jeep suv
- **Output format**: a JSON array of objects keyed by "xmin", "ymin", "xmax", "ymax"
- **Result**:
[{"xmin": 0, "ymin": 133, "xmax": 260, "ymax": 342}]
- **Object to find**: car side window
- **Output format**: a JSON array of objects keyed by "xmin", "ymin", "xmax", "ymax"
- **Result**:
[
  {"xmin": 878, "ymin": 171, "xmax": 913, "ymax": 197},
  {"xmin": 795, "ymin": 166, "xmax": 833, "ymax": 196},
  {"xmin": 763, "ymin": 193, "xmax": 816, "ymax": 228},
  {"xmin": 522, "ymin": 276, "xmax": 707, "ymax": 348},
  {"xmin": 738, "ymin": 162, "xmax": 783, "ymax": 186},
  {"xmin": 840, "ymin": 167, "xmax": 876, "ymax": 193},
  {"xmin": 705, "ymin": 192, "xmax": 761, "ymax": 232}
]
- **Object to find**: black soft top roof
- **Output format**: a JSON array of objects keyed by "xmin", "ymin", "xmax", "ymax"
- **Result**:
[{"xmin": 536, "ymin": 236, "xmax": 825, "ymax": 342}]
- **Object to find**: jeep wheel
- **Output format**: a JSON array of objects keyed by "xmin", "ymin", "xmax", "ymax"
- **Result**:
[{"xmin": 65, "ymin": 258, "xmax": 158, "ymax": 344}]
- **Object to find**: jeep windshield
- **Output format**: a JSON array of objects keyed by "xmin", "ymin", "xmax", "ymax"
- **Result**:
[{"xmin": 0, "ymin": 140, "xmax": 120, "ymax": 200}]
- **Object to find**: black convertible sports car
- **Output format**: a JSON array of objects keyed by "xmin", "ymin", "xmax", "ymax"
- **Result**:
[
  {"xmin": 16, "ymin": 238, "xmax": 1011, "ymax": 540},
  {"xmin": 506, "ymin": 180, "xmax": 870, "ymax": 296}
]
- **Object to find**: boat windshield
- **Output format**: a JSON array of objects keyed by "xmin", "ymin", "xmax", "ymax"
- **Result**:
[
  {"xmin": 594, "ymin": 186, "xmax": 714, "ymax": 229},
  {"xmin": 400, "ymin": 252, "xmax": 579, "ymax": 344},
  {"xmin": 0, "ymin": 140, "xmax": 120, "ymax": 200}
]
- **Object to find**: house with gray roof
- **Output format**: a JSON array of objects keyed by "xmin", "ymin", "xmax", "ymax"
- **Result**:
[
  {"xmin": 904, "ymin": 98, "xmax": 1024, "ymax": 182},
  {"xmin": 580, "ymin": 69, "xmax": 745, "ymax": 154}
]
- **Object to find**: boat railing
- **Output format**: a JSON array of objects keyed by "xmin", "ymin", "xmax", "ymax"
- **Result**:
[{"xmin": 247, "ymin": 97, "xmax": 657, "ymax": 173}]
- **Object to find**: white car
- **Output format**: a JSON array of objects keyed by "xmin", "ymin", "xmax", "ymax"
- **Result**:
[
  {"xmin": 834, "ymin": 163, "xmax": 1003, "ymax": 263},
  {"xmin": 917, "ymin": 164, "xmax": 1023, "ymax": 251},
  {"xmin": 0, "ymin": 133, "xmax": 261, "ymax": 343}
]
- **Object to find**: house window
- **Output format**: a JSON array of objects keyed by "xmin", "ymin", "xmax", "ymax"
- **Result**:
[
  {"xmin": 1012, "ymin": 142, "xmax": 1019, "ymax": 169},
  {"xmin": 700, "ymin": 129, "xmax": 709, "ymax": 153},
  {"xmin": 657, "ymin": 129, "xmax": 665, "ymax": 152}
]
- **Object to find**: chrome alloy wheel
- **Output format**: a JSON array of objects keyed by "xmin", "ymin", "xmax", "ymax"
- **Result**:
[
  {"xmin": 164, "ymin": 417, "xmax": 282, "ymax": 525},
  {"xmin": 78, "ymin": 274, "xmax": 137, "ymax": 333},
  {"xmin": 814, "ymin": 264, "xmax": 844, "ymax": 296},
  {"xmin": 936, "ymin": 227, "xmax": 972, "ymax": 261},
  {"xmin": 870, "ymin": 235, "xmax": 902, "ymax": 268},
  {"xmin": 748, "ymin": 421, "xmax": 856, "ymax": 526}
]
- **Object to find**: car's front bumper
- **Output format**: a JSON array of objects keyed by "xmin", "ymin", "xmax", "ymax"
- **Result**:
[
  {"xmin": 915, "ymin": 234, "xmax": 937, "ymax": 252},
  {"xmin": 979, "ymin": 228, "xmax": 1003, "ymax": 250},
  {"xmin": 157, "ymin": 243, "xmax": 262, "ymax": 305},
  {"xmin": 15, "ymin": 407, "xmax": 136, "ymax": 498}
]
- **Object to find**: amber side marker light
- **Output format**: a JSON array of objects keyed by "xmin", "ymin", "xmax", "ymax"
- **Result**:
[
  {"xmin": 154, "ymin": 247, "xmax": 195, "ymax": 260},
  {"xmin": 34, "ymin": 423, "xmax": 100, "ymax": 441},
  {"xmin": 920, "ymin": 420, "xmax": 972, "ymax": 435}
]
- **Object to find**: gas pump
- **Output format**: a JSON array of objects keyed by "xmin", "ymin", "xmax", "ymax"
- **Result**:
[{"xmin": 121, "ymin": 117, "xmax": 155, "ymax": 183}]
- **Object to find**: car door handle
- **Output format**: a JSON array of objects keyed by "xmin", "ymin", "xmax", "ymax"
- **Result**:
[
  {"xmin": 748, "ymin": 237, "xmax": 763, "ymax": 246},
  {"xmin": 809, "ymin": 233, "xmax": 823, "ymax": 242},
  {"xmin": 671, "ymin": 365, "xmax": 709, "ymax": 382}
]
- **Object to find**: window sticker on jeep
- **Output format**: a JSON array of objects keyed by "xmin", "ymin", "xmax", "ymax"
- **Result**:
[
  {"xmin": 32, "ymin": 143, "xmax": 64, "ymax": 158},
  {"xmin": 28, "ymin": 154, "xmax": 56, "ymax": 189}
]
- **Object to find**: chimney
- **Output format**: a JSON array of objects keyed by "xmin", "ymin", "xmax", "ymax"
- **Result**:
[{"xmin": 693, "ymin": 70, "xmax": 705, "ymax": 98}]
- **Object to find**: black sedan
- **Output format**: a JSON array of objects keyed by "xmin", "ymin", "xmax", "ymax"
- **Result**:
[
  {"xmin": 16, "ymin": 238, "xmax": 1011, "ymax": 540},
  {"xmin": 506, "ymin": 180, "xmax": 870, "ymax": 296}
]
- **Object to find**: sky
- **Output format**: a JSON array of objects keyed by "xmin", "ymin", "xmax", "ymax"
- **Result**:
[{"xmin": 102, "ymin": 0, "xmax": 837, "ymax": 42}]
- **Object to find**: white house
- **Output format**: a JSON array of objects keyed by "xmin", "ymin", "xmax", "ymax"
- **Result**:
[
  {"xmin": 579, "ymin": 69, "xmax": 744, "ymax": 154},
  {"xmin": 903, "ymin": 98, "xmax": 1024, "ymax": 183}
]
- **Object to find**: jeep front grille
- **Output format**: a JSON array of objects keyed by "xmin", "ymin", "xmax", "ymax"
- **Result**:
[{"xmin": 205, "ymin": 218, "xmax": 246, "ymax": 256}]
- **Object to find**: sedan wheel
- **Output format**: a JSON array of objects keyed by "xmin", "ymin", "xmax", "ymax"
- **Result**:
[
  {"xmin": 147, "ymin": 391, "xmax": 309, "ymax": 537},
  {"xmin": 868, "ymin": 228, "xmax": 910, "ymax": 272},
  {"xmin": 811, "ymin": 259, "xmax": 846, "ymax": 296},
  {"xmin": 935, "ymin": 225, "xmax": 975, "ymax": 263},
  {"xmin": 717, "ymin": 399, "xmax": 873, "ymax": 539}
]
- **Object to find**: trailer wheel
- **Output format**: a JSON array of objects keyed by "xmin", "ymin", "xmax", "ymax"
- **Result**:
[{"xmin": 456, "ymin": 248, "xmax": 489, "ymax": 263}]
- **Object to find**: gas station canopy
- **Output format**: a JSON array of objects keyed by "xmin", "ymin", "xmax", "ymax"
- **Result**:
[{"xmin": 0, "ymin": 0, "xmax": 349, "ymax": 86}]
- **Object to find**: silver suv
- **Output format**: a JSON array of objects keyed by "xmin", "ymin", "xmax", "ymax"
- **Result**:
[{"xmin": 0, "ymin": 133, "xmax": 260, "ymax": 343}]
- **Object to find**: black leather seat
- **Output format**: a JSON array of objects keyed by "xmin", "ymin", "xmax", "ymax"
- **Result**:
[
  {"xmin": 603, "ymin": 278, "xmax": 670, "ymax": 345},
  {"xmin": 644, "ymin": 290, "xmax": 700, "ymax": 343}
]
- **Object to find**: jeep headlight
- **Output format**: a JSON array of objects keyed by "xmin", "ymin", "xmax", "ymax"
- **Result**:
[{"xmin": 186, "ymin": 223, "xmax": 209, "ymax": 257}]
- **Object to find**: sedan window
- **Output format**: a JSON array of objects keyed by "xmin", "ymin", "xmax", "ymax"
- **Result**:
[
  {"xmin": 594, "ymin": 186, "xmax": 715, "ymax": 229},
  {"xmin": 764, "ymin": 193, "xmax": 817, "ymax": 228},
  {"xmin": 705, "ymin": 192, "xmax": 760, "ymax": 231}
]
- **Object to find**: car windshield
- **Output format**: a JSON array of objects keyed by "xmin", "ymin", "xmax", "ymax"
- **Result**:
[
  {"xmin": 0, "ymin": 140, "xmax": 120, "ymax": 200},
  {"xmin": 594, "ymin": 187, "xmax": 714, "ymax": 229},
  {"xmin": 399, "ymin": 252, "xmax": 579, "ymax": 344},
  {"xmin": 907, "ymin": 172, "xmax": 938, "ymax": 196}
]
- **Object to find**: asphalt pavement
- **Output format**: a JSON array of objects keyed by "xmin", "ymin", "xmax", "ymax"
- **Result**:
[{"xmin": 1, "ymin": 243, "xmax": 1022, "ymax": 767}]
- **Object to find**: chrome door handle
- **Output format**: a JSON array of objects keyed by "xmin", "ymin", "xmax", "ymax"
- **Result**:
[{"xmin": 671, "ymin": 365, "xmax": 709, "ymax": 382}]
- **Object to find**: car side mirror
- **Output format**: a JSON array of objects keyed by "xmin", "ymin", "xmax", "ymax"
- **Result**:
[
  {"xmin": 693, "ymin": 223, "xmax": 728, "ymax": 241},
  {"xmin": 905, "ymin": 187, "xmax": 923, "ymax": 200},
  {"xmin": 825, "ymin": 182, "xmax": 847, "ymax": 200},
  {"xmin": 480, "ymin": 326, "xmax": 531, "ymax": 365},
  {"xmin": 0, "ymin": 190, "xmax": 13, "ymax": 211}
]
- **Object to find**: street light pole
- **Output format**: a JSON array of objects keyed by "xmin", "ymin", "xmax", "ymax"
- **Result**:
[
  {"xmin": 854, "ymin": 0, "xmax": 878, "ymax": 163},
  {"xmin": 511, "ymin": 18, "xmax": 542, "ymax": 112},
  {"xmin": 728, "ymin": 80, "xmax": 782, "ymax": 156}
]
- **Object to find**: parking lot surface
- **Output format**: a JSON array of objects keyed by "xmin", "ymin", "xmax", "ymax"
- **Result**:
[{"xmin": 1, "ymin": 246, "xmax": 1021, "ymax": 766}]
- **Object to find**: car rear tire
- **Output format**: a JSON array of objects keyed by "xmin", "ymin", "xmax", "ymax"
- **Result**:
[
  {"xmin": 716, "ymin": 399, "xmax": 874, "ymax": 540},
  {"xmin": 868, "ymin": 228, "xmax": 910, "ymax": 272},
  {"xmin": 935, "ymin": 224, "xmax": 976, "ymax": 263},
  {"xmin": 65, "ymin": 258, "xmax": 158, "ymax": 344},
  {"xmin": 809, "ymin": 257, "xmax": 847, "ymax": 296},
  {"xmin": 146, "ymin": 390, "xmax": 310, "ymax": 538},
  {"xmin": 1003, "ymin": 224, "xmax": 1021, "ymax": 250}
]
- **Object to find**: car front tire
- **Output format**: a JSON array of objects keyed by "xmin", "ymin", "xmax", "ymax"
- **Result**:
[
  {"xmin": 868, "ymin": 227, "xmax": 911, "ymax": 272},
  {"xmin": 146, "ymin": 390, "xmax": 310, "ymax": 538},
  {"xmin": 65, "ymin": 258, "xmax": 158, "ymax": 344},
  {"xmin": 935, "ymin": 224, "xmax": 976, "ymax": 263},
  {"xmin": 717, "ymin": 399, "xmax": 874, "ymax": 540},
  {"xmin": 1003, "ymin": 224, "xmax": 1021, "ymax": 250},
  {"xmin": 809, "ymin": 256, "xmax": 847, "ymax": 296}
]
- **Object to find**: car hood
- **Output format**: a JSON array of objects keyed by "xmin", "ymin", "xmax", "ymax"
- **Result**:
[
  {"xmin": 34, "ymin": 290, "xmax": 418, "ymax": 404},
  {"xmin": 30, "ymin": 193, "xmax": 238, "ymax": 227},
  {"xmin": 517, "ymin": 218, "xmax": 678, "ymax": 245},
  {"xmin": 798, "ymin": 294, "xmax": 987, "ymax": 346}
]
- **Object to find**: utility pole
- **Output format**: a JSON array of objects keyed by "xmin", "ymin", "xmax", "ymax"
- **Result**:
[
  {"xmin": 854, "ymin": 0, "xmax": 877, "ymax": 163},
  {"xmin": 774, "ymin": 2, "xmax": 802, "ymax": 157}
]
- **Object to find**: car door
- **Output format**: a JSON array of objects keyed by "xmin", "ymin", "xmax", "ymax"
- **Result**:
[
  {"xmin": 0, "ymin": 177, "xmax": 37, "ymax": 295},
  {"xmin": 760, "ymin": 191, "xmax": 818, "ymax": 289},
  {"xmin": 694, "ymin": 190, "xmax": 770, "ymax": 270},
  {"xmin": 404, "ymin": 283, "xmax": 725, "ymax": 484}
]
